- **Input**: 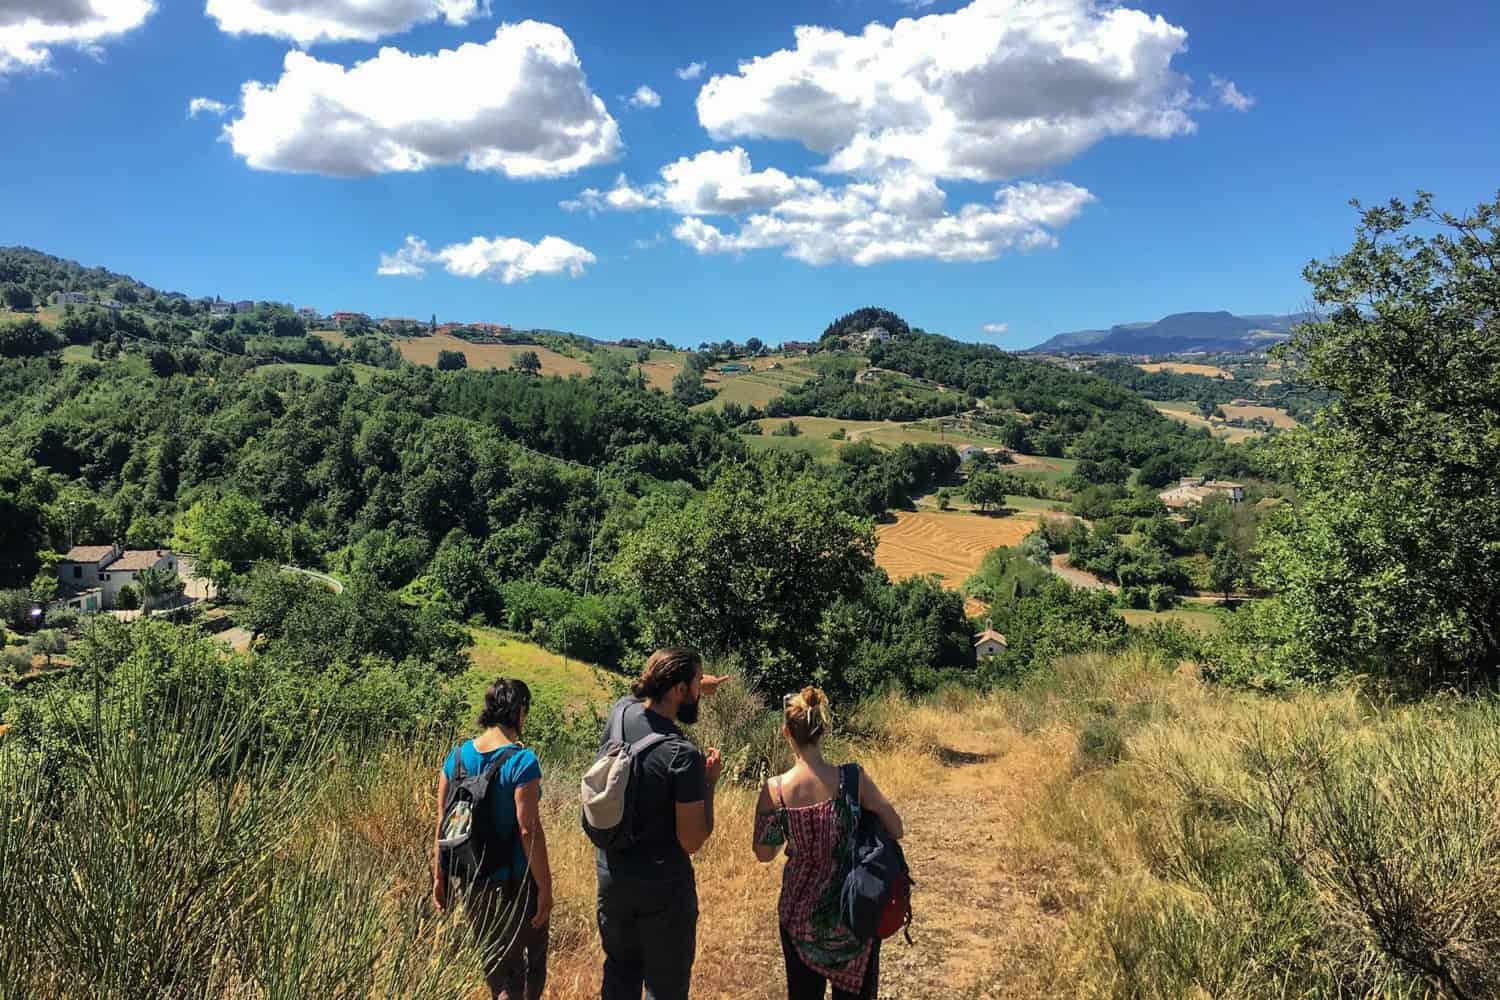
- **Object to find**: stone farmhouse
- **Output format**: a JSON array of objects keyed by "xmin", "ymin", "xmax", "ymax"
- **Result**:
[
  {"xmin": 56, "ymin": 544, "xmax": 179, "ymax": 610},
  {"xmin": 1158, "ymin": 475, "xmax": 1246, "ymax": 510}
]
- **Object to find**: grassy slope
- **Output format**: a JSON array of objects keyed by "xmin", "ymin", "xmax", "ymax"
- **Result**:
[{"xmin": 457, "ymin": 628, "xmax": 616, "ymax": 712}]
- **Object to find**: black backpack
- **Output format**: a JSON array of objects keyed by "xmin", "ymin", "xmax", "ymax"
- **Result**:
[
  {"xmin": 438, "ymin": 743, "xmax": 523, "ymax": 883},
  {"xmin": 838, "ymin": 763, "xmax": 914, "ymax": 943}
]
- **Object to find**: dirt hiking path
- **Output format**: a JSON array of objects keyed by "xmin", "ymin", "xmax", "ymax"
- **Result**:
[{"xmin": 540, "ymin": 723, "xmax": 1075, "ymax": 1000}]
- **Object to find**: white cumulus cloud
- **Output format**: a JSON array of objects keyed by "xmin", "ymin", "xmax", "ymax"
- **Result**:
[
  {"xmin": 627, "ymin": 84, "xmax": 661, "ymax": 109},
  {"xmin": 223, "ymin": 21, "xmax": 620, "ymax": 178},
  {"xmin": 187, "ymin": 96, "xmax": 230, "ymax": 118},
  {"xmin": 378, "ymin": 233, "xmax": 595, "ymax": 283},
  {"xmin": 674, "ymin": 60, "xmax": 704, "ymax": 80},
  {"xmin": 1210, "ymin": 74, "xmax": 1255, "ymax": 112},
  {"xmin": 566, "ymin": 147, "xmax": 1092, "ymax": 266},
  {"xmin": 0, "ymin": 0, "xmax": 154, "ymax": 74},
  {"xmin": 562, "ymin": 147, "xmax": 821, "ymax": 216},
  {"xmin": 982, "ymin": 322, "xmax": 1009, "ymax": 334},
  {"xmin": 696, "ymin": 0, "xmax": 1197, "ymax": 182},
  {"xmin": 672, "ymin": 178, "xmax": 1093, "ymax": 266},
  {"xmin": 204, "ymin": 0, "xmax": 487, "ymax": 46}
]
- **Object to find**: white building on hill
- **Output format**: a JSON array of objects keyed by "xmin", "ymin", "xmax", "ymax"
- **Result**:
[{"xmin": 57, "ymin": 544, "xmax": 179, "ymax": 609}]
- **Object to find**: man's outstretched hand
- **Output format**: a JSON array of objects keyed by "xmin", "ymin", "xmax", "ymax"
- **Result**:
[{"xmin": 700, "ymin": 673, "xmax": 730, "ymax": 698}]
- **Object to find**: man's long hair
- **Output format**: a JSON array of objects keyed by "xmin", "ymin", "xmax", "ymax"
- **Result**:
[{"xmin": 632, "ymin": 647, "xmax": 702, "ymax": 701}]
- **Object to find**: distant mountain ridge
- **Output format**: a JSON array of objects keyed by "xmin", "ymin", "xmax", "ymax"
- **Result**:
[{"xmin": 1031, "ymin": 310, "xmax": 1311, "ymax": 354}]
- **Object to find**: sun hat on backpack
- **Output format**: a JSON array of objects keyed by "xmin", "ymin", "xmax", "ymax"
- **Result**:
[
  {"xmin": 580, "ymin": 699, "xmax": 675, "ymax": 849},
  {"xmin": 838, "ymin": 762, "xmax": 914, "ymax": 943},
  {"xmin": 439, "ymin": 743, "xmax": 525, "ymax": 883}
]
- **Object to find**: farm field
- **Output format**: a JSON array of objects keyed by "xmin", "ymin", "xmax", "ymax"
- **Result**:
[
  {"xmin": 1119, "ymin": 605, "xmax": 1229, "ymax": 634},
  {"xmin": 0, "ymin": 306, "xmax": 61, "ymax": 328},
  {"xmin": 1221, "ymin": 402, "xmax": 1298, "ymax": 428},
  {"xmin": 253, "ymin": 361, "xmax": 382, "ymax": 384},
  {"xmin": 1150, "ymin": 400, "xmax": 1259, "ymax": 443},
  {"xmin": 392, "ymin": 333, "xmax": 593, "ymax": 376},
  {"xmin": 875, "ymin": 509, "xmax": 1040, "ymax": 592},
  {"xmin": 1137, "ymin": 361, "xmax": 1232, "ymax": 378},
  {"xmin": 60, "ymin": 344, "xmax": 94, "ymax": 363},
  {"xmin": 459, "ymin": 628, "xmax": 616, "ymax": 712}
]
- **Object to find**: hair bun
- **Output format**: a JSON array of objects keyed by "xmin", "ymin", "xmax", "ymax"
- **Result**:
[{"xmin": 801, "ymin": 686, "xmax": 823, "ymax": 708}]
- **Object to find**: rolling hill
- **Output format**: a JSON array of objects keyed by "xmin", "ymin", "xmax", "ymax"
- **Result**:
[{"xmin": 1032, "ymin": 310, "xmax": 1310, "ymax": 354}]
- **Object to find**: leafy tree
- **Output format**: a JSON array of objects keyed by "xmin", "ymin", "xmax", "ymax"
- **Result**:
[
  {"xmin": 426, "ymin": 532, "xmax": 500, "ymax": 621},
  {"xmin": 435, "ymin": 349, "xmax": 467, "ymax": 371},
  {"xmin": 671, "ymin": 367, "xmax": 713, "ymax": 406},
  {"xmin": 745, "ymin": 337, "xmax": 764, "ymax": 355},
  {"xmin": 173, "ymin": 494, "xmax": 286, "ymax": 594},
  {"xmin": 28, "ymin": 628, "xmax": 65, "ymax": 668},
  {"xmin": 512, "ymin": 350, "xmax": 541, "ymax": 375},
  {"xmin": 1137, "ymin": 453, "xmax": 1181, "ymax": 489},
  {"xmin": 0, "ymin": 589, "xmax": 34, "ymax": 629},
  {"xmin": 3, "ymin": 284, "xmax": 34, "ymax": 311},
  {"xmin": 116, "ymin": 584, "xmax": 141, "ymax": 610},
  {"xmin": 1208, "ymin": 544, "xmax": 1245, "ymax": 602},
  {"xmin": 134, "ymin": 565, "xmax": 183, "ymax": 612},
  {"xmin": 0, "ymin": 318, "xmax": 58, "ymax": 358},
  {"xmin": 966, "ymin": 469, "xmax": 1009, "ymax": 513},
  {"xmin": 614, "ymin": 465, "xmax": 875, "ymax": 695},
  {"xmin": 635, "ymin": 346, "xmax": 652, "ymax": 363},
  {"xmin": 1248, "ymin": 193, "xmax": 1500, "ymax": 684}
]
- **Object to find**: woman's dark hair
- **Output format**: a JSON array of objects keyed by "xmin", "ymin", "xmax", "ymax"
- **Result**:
[
  {"xmin": 631, "ymin": 648, "xmax": 703, "ymax": 701},
  {"xmin": 477, "ymin": 677, "xmax": 531, "ymax": 730}
]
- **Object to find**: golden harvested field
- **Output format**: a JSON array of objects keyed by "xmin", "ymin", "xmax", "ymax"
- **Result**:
[
  {"xmin": 393, "ymin": 334, "xmax": 593, "ymax": 376},
  {"xmin": 1150, "ymin": 401, "xmax": 1259, "ymax": 443},
  {"xmin": 1221, "ymin": 403, "xmax": 1298, "ymax": 429},
  {"xmin": 875, "ymin": 510, "xmax": 1039, "ymax": 591},
  {"xmin": 1137, "ymin": 361, "xmax": 1232, "ymax": 379}
]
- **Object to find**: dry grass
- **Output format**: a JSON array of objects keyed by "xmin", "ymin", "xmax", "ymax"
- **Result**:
[
  {"xmin": 1149, "ymin": 401, "xmax": 1260, "ymax": 443},
  {"xmin": 394, "ymin": 334, "xmax": 593, "ymax": 376},
  {"xmin": 1220, "ymin": 403, "xmax": 1299, "ymax": 429},
  {"xmin": 1137, "ymin": 362, "xmax": 1233, "ymax": 379},
  {"xmin": 876, "ymin": 510, "xmax": 1040, "ymax": 590}
]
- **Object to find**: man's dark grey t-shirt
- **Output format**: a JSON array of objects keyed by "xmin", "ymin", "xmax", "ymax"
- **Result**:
[{"xmin": 596, "ymin": 696, "xmax": 706, "ymax": 881}]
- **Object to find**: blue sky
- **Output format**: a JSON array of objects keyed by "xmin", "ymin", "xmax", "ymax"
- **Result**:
[{"xmin": 2, "ymin": 1, "xmax": 1496, "ymax": 348}]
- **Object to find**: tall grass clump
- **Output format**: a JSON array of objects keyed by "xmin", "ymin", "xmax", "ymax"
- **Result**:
[
  {"xmin": 1016, "ymin": 651, "xmax": 1500, "ymax": 1000},
  {"xmin": 0, "ymin": 657, "xmax": 521, "ymax": 998}
]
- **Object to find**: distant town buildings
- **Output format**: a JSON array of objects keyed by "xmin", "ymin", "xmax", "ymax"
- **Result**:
[
  {"xmin": 298, "ymin": 307, "xmax": 320, "ymax": 322},
  {"xmin": 782, "ymin": 340, "xmax": 814, "ymax": 354},
  {"xmin": 210, "ymin": 301, "xmax": 233, "ymax": 316},
  {"xmin": 233, "ymin": 300, "xmax": 255, "ymax": 314},
  {"xmin": 331, "ymin": 311, "xmax": 370, "ymax": 329},
  {"xmin": 53, "ymin": 291, "xmax": 89, "ymax": 306},
  {"xmin": 1159, "ymin": 475, "xmax": 1246, "ymax": 510}
]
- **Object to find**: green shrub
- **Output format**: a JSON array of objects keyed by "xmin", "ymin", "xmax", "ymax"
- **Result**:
[
  {"xmin": 115, "ymin": 584, "xmax": 140, "ymax": 610},
  {"xmin": 1075, "ymin": 715, "xmax": 1127, "ymax": 772}
]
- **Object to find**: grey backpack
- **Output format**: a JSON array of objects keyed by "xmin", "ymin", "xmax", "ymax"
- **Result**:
[{"xmin": 580, "ymin": 701, "xmax": 673, "ymax": 850}]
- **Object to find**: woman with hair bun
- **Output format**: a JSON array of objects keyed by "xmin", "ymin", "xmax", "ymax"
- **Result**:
[
  {"xmin": 752, "ymin": 687, "xmax": 904, "ymax": 1000},
  {"xmin": 432, "ymin": 677, "xmax": 552, "ymax": 1000}
]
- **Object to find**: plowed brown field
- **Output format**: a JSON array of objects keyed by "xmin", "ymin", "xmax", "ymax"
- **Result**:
[{"xmin": 875, "ymin": 510, "xmax": 1038, "ymax": 591}]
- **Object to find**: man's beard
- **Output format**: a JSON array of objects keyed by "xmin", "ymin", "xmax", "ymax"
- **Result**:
[{"xmin": 678, "ymin": 695, "xmax": 701, "ymax": 726}]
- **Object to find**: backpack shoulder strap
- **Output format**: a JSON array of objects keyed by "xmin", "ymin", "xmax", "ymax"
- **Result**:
[
  {"xmin": 840, "ymin": 762, "xmax": 862, "ymax": 810},
  {"xmin": 450, "ymin": 743, "xmax": 469, "ymax": 782},
  {"xmin": 628, "ymin": 731, "xmax": 673, "ymax": 757},
  {"xmin": 472, "ymin": 744, "xmax": 524, "ymax": 795}
]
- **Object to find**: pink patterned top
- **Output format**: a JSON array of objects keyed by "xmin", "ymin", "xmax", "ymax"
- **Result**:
[{"xmin": 754, "ymin": 770, "xmax": 873, "ymax": 993}]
